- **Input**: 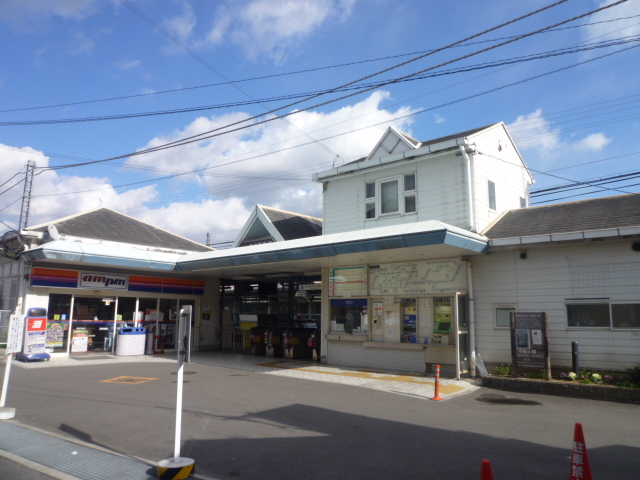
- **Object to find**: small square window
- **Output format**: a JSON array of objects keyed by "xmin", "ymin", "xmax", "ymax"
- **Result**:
[
  {"xmin": 365, "ymin": 202, "xmax": 376, "ymax": 219},
  {"xmin": 496, "ymin": 306, "xmax": 515, "ymax": 327},
  {"xmin": 404, "ymin": 195, "xmax": 416, "ymax": 213},
  {"xmin": 365, "ymin": 182, "xmax": 375, "ymax": 199},
  {"xmin": 404, "ymin": 174, "xmax": 415, "ymax": 192}
]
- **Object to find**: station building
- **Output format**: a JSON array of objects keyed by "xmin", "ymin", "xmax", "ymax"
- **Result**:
[{"xmin": 2, "ymin": 122, "xmax": 639, "ymax": 376}]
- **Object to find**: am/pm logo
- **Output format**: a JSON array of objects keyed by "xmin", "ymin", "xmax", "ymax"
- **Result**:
[{"xmin": 79, "ymin": 272, "xmax": 129, "ymax": 290}]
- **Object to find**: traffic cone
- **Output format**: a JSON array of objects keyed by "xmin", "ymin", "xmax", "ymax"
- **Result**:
[
  {"xmin": 480, "ymin": 459, "xmax": 495, "ymax": 480},
  {"xmin": 570, "ymin": 423, "xmax": 593, "ymax": 480}
]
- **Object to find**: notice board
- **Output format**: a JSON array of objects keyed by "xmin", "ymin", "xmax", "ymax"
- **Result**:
[
  {"xmin": 369, "ymin": 260, "xmax": 466, "ymax": 296},
  {"xmin": 510, "ymin": 312, "xmax": 551, "ymax": 379}
]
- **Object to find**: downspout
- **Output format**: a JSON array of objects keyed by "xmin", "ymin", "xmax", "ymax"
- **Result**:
[
  {"xmin": 459, "ymin": 145, "xmax": 476, "ymax": 232},
  {"xmin": 464, "ymin": 259, "xmax": 477, "ymax": 378}
]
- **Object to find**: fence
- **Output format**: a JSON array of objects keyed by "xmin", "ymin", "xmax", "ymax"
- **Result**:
[{"xmin": 0, "ymin": 310, "xmax": 11, "ymax": 352}]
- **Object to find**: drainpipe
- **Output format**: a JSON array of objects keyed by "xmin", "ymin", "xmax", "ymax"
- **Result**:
[
  {"xmin": 459, "ymin": 145, "xmax": 476, "ymax": 232},
  {"xmin": 464, "ymin": 259, "xmax": 477, "ymax": 378}
]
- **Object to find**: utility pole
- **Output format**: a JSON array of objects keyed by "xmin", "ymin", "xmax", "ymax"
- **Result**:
[
  {"xmin": 18, "ymin": 160, "xmax": 36, "ymax": 231},
  {"xmin": 206, "ymin": 233, "xmax": 211, "ymax": 247}
]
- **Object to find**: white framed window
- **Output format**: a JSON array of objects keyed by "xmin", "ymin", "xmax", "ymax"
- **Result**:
[
  {"xmin": 365, "ymin": 173, "xmax": 416, "ymax": 219},
  {"xmin": 567, "ymin": 302, "xmax": 640, "ymax": 329},
  {"xmin": 488, "ymin": 180, "xmax": 496, "ymax": 210},
  {"xmin": 495, "ymin": 304, "xmax": 516, "ymax": 328}
]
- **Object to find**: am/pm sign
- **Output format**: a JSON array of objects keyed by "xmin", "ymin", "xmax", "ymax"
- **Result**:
[{"xmin": 510, "ymin": 312, "xmax": 551, "ymax": 380}]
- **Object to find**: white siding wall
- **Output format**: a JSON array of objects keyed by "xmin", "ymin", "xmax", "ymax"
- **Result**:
[
  {"xmin": 471, "ymin": 127, "xmax": 532, "ymax": 233},
  {"xmin": 472, "ymin": 239, "xmax": 640, "ymax": 372},
  {"xmin": 323, "ymin": 153, "xmax": 470, "ymax": 234}
]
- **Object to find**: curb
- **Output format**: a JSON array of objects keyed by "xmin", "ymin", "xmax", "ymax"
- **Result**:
[{"xmin": 482, "ymin": 376, "xmax": 640, "ymax": 404}]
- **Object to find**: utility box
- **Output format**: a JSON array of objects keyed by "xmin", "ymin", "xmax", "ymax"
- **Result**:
[{"xmin": 116, "ymin": 327, "xmax": 146, "ymax": 356}]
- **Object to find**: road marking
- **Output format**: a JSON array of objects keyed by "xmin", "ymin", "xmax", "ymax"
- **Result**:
[{"xmin": 100, "ymin": 376, "xmax": 157, "ymax": 384}]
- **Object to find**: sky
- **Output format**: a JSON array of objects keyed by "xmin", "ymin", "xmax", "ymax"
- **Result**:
[{"xmin": 1, "ymin": 0, "xmax": 639, "ymax": 247}]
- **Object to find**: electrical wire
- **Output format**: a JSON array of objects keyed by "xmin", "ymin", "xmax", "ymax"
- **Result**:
[
  {"xmin": 37, "ymin": 0, "xmax": 582, "ymax": 171},
  {"xmin": 3, "ymin": 12, "xmax": 637, "ymax": 115},
  {"xmin": 6, "ymin": 34, "xmax": 639, "ymax": 128}
]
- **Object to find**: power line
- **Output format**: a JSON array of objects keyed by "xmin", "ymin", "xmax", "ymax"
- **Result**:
[
  {"xmin": 38, "ymin": 0, "xmax": 600, "ymax": 172},
  {"xmin": 3, "ymin": 12, "xmax": 637, "ymax": 115},
  {"xmin": 6, "ymin": 34, "xmax": 639, "ymax": 128}
]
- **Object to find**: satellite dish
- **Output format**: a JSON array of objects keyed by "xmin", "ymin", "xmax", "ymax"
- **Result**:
[{"xmin": 48, "ymin": 224, "xmax": 60, "ymax": 240}]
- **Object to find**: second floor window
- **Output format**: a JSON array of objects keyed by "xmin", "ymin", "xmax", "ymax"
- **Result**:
[{"xmin": 365, "ymin": 174, "xmax": 416, "ymax": 219}]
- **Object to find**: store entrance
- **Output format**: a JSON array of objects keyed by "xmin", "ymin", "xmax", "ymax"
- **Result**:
[{"xmin": 71, "ymin": 296, "xmax": 116, "ymax": 354}]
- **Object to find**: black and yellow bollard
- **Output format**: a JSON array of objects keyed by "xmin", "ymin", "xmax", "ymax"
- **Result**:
[{"xmin": 157, "ymin": 457, "xmax": 195, "ymax": 479}]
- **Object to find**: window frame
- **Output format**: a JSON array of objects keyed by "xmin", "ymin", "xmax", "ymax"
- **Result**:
[
  {"xmin": 364, "ymin": 173, "xmax": 417, "ymax": 220},
  {"xmin": 495, "ymin": 304, "xmax": 516, "ymax": 328},
  {"xmin": 488, "ymin": 180, "xmax": 497, "ymax": 211},
  {"xmin": 566, "ymin": 301, "xmax": 640, "ymax": 330}
]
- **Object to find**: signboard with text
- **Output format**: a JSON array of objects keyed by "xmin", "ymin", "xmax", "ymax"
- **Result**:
[{"xmin": 510, "ymin": 312, "xmax": 551, "ymax": 379}]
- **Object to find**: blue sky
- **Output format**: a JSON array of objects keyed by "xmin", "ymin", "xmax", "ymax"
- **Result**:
[{"xmin": 1, "ymin": 0, "xmax": 639, "ymax": 246}]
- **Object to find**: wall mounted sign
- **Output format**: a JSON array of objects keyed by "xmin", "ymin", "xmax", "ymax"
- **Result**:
[{"xmin": 330, "ymin": 266, "xmax": 367, "ymax": 297}]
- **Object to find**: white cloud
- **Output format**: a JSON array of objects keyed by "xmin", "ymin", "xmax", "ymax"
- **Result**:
[
  {"xmin": 0, "ymin": 0, "xmax": 99, "ymax": 27},
  {"xmin": 434, "ymin": 114, "xmax": 446, "ymax": 124},
  {"xmin": 0, "ymin": 144, "xmax": 158, "ymax": 232},
  {"xmin": 115, "ymin": 59, "xmax": 141, "ymax": 70},
  {"xmin": 1, "ymin": 91, "xmax": 416, "ymax": 243},
  {"xmin": 577, "ymin": 132, "xmax": 612, "ymax": 151},
  {"xmin": 201, "ymin": 0, "xmax": 358, "ymax": 63},
  {"xmin": 507, "ymin": 109, "xmax": 613, "ymax": 169},
  {"xmin": 125, "ymin": 90, "xmax": 416, "ymax": 223},
  {"xmin": 69, "ymin": 31, "xmax": 95, "ymax": 55},
  {"xmin": 164, "ymin": 2, "xmax": 197, "ymax": 42},
  {"xmin": 507, "ymin": 109, "xmax": 561, "ymax": 153},
  {"xmin": 582, "ymin": 0, "xmax": 640, "ymax": 42}
]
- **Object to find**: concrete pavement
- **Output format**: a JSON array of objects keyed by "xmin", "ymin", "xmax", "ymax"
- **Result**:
[{"xmin": 0, "ymin": 352, "xmax": 479, "ymax": 480}]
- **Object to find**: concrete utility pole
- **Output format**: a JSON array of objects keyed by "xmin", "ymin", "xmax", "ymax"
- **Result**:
[{"xmin": 18, "ymin": 160, "xmax": 36, "ymax": 231}]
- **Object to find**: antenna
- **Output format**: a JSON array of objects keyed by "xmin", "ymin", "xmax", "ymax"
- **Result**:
[
  {"xmin": 48, "ymin": 224, "xmax": 60, "ymax": 241},
  {"xmin": 18, "ymin": 160, "xmax": 36, "ymax": 231}
]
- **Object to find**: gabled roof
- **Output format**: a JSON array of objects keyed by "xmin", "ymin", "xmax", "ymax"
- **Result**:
[
  {"xmin": 315, "ymin": 122, "xmax": 526, "ymax": 182},
  {"xmin": 483, "ymin": 194, "xmax": 640, "ymax": 241},
  {"xmin": 232, "ymin": 205, "xmax": 322, "ymax": 247},
  {"xmin": 26, "ymin": 208, "xmax": 212, "ymax": 253}
]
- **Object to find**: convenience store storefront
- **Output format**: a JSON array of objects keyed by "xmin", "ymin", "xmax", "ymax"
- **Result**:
[{"xmin": 29, "ymin": 267, "xmax": 204, "ymax": 356}]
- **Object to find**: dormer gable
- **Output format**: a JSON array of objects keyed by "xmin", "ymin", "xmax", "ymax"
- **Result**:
[
  {"xmin": 365, "ymin": 126, "xmax": 419, "ymax": 161},
  {"xmin": 233, "ymin": 205, "xmax": 323, "ymax": 248}
]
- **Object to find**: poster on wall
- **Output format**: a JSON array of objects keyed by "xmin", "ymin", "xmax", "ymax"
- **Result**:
[
  {"xmin": 46, "ymin": 322, "xmax": 65, "ymax": 348},
  {"xmin": 369, "ymin": 260, "xmax": 466, "ymax": 296},
  {"xmin": 330, "ymin": 266, "xmax": 367, "ymax": 297},
  {"xmin": 510, "ymin": 312, "xmax": 551, "ymax": 379},
  {"xmin": 71, "ymin": 329, "xmax": 89, "ymax": 353}
]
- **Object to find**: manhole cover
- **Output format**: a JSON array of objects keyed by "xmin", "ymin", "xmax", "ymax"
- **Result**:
[{"xmin": 476, "ymin": 393, "xmax": 541, "ymax": 406}]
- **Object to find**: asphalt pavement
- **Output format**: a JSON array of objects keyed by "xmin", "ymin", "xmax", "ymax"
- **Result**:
[{"xmin": 0, "ymin": 352, "xmax": 638, "ymax": 480}]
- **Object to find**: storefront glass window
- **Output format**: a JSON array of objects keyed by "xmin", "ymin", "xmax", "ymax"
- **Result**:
[
  {"xmin": 330, "ymin": 299, "xmax": 368, "ymax": 334},
  {"xmin": 159, "ymin": 298, "xmax": 178, "ymax": 349},
  {"xmin": 71, "ymin": 296, "xmax": 116, "ymax": 353},
  {"xmin": 46, "ymin": 294, "xmax": 72, "ymax": 353},
  {"xmin": 116, "ymin": 297, "xmax": 138, "ymax": 324}
]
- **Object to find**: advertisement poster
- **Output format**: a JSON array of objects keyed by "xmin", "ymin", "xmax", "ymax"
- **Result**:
[
  {"xmin": 46, "ymin": 322, "xmax": 65, "ymax": 348},
  {"xmin": 510, "ymin": 312, "xmax": 550, "ymax": 378},
  {"xmin": 25, "ymin": 316, "xmax": 47, "ymax": 354},
  {"xmin": 71, "ymin": 329, "xmax": 89, "ymax": 353}
]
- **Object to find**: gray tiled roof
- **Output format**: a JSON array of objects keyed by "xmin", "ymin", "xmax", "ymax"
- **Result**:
[
  {"xmin": 484, "ymin": 194, "xmax": 640, "ymax": 239},
  {"xmin": 27, "ymin": 208, "xmax": 213, "ymax": 252},
  {"xmin": 261, "ymin": 206, "xmax": 323, "ymax": 240},
  {"xmin": 418, "ymin": 124, "xmax": 496, "ymax": 148}
]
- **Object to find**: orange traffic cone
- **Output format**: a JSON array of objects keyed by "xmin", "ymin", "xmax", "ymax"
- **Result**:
[
  {"xmin": 481, "ymin": 459, "xmax": 495, "ymax": 480},
  {"xmin": 570, "ymin": 423, "xmax": 593, "ymax": 480}
]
